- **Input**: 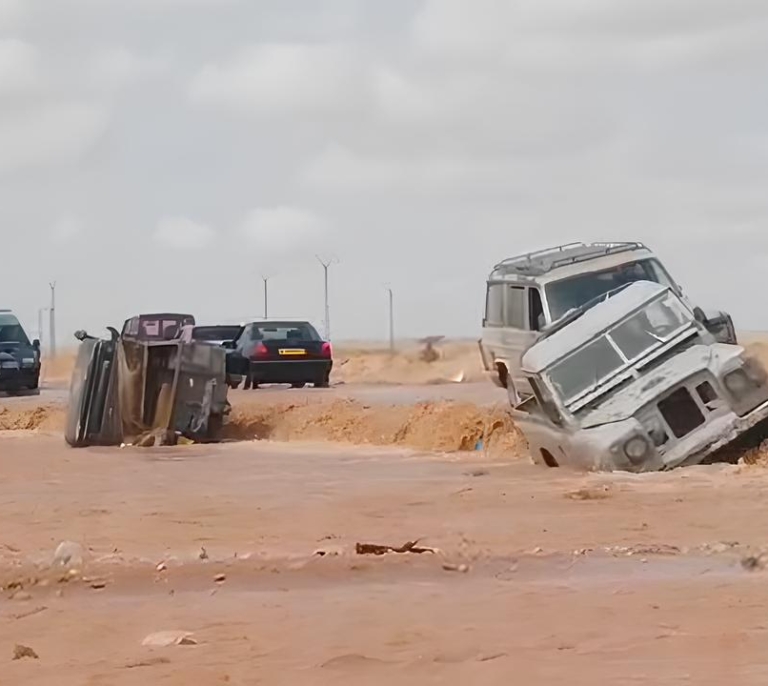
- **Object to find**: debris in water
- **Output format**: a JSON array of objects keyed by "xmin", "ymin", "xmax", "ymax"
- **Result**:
[
  {"xmin": 199, "ymin": 547, "xmax": 209, "ymax": 560},
  {"xmin": 141, "ymin": 631, "xmax": 197, "ymax": 647},
  {"xmin": 355, "ymin": 540, "xmax": 438, "ymax": 555},
  {"xmin": 13, "ymin": 644, "xmax": 38, "ymax": 660},
  {"xmin": 741, "ymin": 555, "xmax": 766, "ymax": 571},
  {"xmin": 53, "ymin": 541, "xmax": 83, "ymax": 569},
  {"xmin": 565, "ymin": 486, "xmax": 611, "ymax": 501},
  {"xmin": 442, "ymin": 563, "xmax": 470, "ymax": 573},
  {"xmin": 124, "ymin": 656, "xmax": 171, "ymax": 669},
  {"xmin": 214, "ymin": 573, "xmax": 226, "ymax": 583}
]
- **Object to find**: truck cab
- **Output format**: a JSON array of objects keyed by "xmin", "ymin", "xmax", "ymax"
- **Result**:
[
  {"xmin": 478, "ymin": 242, "xmax": 736, "ymax": 404},
  {"xmin": 511, "ymin": 281, "xmax": 766, "ymax": 472}
]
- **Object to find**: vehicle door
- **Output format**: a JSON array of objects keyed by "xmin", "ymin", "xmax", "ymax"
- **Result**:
[{"xmin": 500, "ymin": 285, "xmax": 544, "ymax": 397}]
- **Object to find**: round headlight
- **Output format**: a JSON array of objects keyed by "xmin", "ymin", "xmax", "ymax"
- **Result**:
[
  {"xmin": 624, "ymin": 436, "xmax": 649, "ymax": 463},
  {"xmin": 724, "ymin": 370, "xmax": 749, "ymax": 394}
]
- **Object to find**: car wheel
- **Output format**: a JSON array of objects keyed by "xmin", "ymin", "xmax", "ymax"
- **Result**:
[
  {"xmin": 314, "ymin": 376, "xmax": 330, "ymax": 389},
  {"xmin": 291, "ymin": 382, "xmax": 306, "ymax": 389}
]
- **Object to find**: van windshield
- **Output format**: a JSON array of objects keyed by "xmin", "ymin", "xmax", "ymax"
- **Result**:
[{"xmin": 546, "ymin": 258, "xmax": 674, "ymax": 321}]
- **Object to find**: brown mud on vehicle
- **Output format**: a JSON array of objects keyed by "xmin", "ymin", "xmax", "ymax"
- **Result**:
[{"xmin": 64, "ymin": 328, "xmax": 229, "ymax": 447}]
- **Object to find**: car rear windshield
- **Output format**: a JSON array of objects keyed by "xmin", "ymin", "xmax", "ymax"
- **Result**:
[
  {"xmin": 0, "ymin": 314, "xmax": 30, "ymax": 345},
  {"xmin": 193, "ymin": 326, "xmax": 242, "ymax": 342},
  {"xmin": 254, "ymin": 323, "xmax": 320, "ymax": 341}
]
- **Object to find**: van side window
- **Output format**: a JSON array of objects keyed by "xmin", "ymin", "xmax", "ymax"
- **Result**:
[
  {"xmin": 529, "ymin": 288, "xmax": 545, "ymax": 331},
  {"xmin": 505, "ymin": 286, "xmax": 525, "ymax": 328},
  {"xmin": 485, "ymin": 283, "xmax": 504, "ymax": 326}
]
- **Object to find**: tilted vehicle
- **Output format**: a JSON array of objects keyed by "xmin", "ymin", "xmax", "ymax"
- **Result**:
[
  {"xmin": 0, "ymin": 310, "xmax": 41, "ymax": 394},
  {"xmin": 227, "ymin": 319, "xmax": 333, "ymax": 389},
  {"xmin": 511, "ymin": 280, "xmax": 768, "ymax": 472},
  {"xmin": 478, "ymin": 242, "xmax": 737, "ymax": 404},
  {"xmin": 177, "ymin": 323, "xmax": 245, "ymax": 389},
  {"xmin": 121, "ymin": 312, "xmax": 195, "ymax": 342},
  {"xmin": 65, "ymin": 325, "xmax": 229, "ymax": 447}
]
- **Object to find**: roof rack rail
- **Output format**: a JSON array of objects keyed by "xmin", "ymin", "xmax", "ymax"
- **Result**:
[{"xmin": 490, "ymin": 241, "xmax": 648, "ymax": 278}]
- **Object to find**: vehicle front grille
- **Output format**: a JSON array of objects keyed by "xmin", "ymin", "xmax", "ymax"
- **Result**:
[{"xmin": 657, "ymin": 387, "xmax": 705, "ymax": 439}]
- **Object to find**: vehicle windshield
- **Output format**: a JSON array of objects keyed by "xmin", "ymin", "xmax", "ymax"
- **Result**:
[
  {"xmin": 193, "ymin": 326, "xmax": 242, "ymax": 342},
  {"xmin": 545, "ymin": 258, "xmax": 674, "ymax": 321},
  {"xmin": 546, "ymin": 293, "xmax": 693, "ymax": 404},
  {"xmin": 0, "ymin": 314, "xmax": 30, "ymax": 345},
  {"xmin": 254, "ymin": 323, "xmax": 320, "ymax": 341}
]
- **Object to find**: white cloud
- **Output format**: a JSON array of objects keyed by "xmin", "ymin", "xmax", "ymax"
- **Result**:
[
  {"xmin": 189, "ymin": 43, "xmax": 364, "ymax": 115},
  {"xmin": 89, "ymin": 47, "xmax": 170, "ymax": 89},
  {"xmin": 0, "ymin": 0, "xmax": 24, "ymax": 27},
  {"xmin": 0, "ymin": 101, "xmax": 108, "ymax": 174},
  {"xmin": 50, "ymin": 216, "xmax": 84, "ymax": 244},
  {"xmin": 0, "ymin": 39, "xmax": 39, "ymax": 94},
  {"xmin": 153, "ymin": 216, "xmax": 216, "ymax": 250},
  {"xmin": 238, "ymin": 207, "xmax": 327, "ymax": 255}
]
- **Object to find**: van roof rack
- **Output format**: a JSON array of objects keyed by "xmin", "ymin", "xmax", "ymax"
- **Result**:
[{"xmin": 490, "ymin": 242, "xmax": 648, "ymax": 278}]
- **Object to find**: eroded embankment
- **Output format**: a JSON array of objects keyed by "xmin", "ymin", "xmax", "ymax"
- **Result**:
[{"xmin": 0, "ymin": 400, "xmax": 524, "ymax": 456}]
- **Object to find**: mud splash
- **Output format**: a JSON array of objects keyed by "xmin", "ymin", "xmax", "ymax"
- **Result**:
[{"xmin": 0, "ymin": 405, "xmax": 65, "ymax": 432}]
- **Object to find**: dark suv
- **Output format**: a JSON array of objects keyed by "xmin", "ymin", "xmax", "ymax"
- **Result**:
[{"xmin": 0, "ymin": 310, "xmax": 41, "ymax": 394}]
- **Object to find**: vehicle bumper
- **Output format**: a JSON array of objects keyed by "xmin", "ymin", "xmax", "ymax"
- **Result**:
[
  {"xmin": 249, "ymin": 360, "xmax": 333, "ymax": 383},
  {"xmin": 662, "ymin": 398, "xmax": 768, "ymax": 469},
  {"xmin": 0, "ymin": 367, "xmax": 37, "ymax": 390}
]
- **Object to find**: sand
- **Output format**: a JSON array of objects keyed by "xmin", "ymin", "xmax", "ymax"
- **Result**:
[{"xmin": 5, "ymin": 339, "xmax": 768, "ymax": 684}]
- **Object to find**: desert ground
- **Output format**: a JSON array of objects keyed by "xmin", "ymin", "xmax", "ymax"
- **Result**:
[{"xmin": 5, "ymin": 339, "xmax": 768, "ymax": 684}]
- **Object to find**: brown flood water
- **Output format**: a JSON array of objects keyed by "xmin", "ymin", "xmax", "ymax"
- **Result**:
[{"xmin": 3, "ymin": 433, "xmax": 768, "ymax": 684}]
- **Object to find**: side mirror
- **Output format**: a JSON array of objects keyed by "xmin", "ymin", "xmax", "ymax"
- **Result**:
[
  {"xmin": 221, "ymin": 340, "xmax": 236, "ymax": 350},
  {"xmin": 692, "ymin": 306, "xmax": 707, "ymax": 325},
  {"xmin": 74, "ymin": 329, "xmax": 89, "ymax": 342},
  {"xmin": 32, "ymin": 339, "xmax": 40, "ymax": 350}
]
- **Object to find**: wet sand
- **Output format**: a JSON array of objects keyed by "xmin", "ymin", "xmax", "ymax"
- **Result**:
[{"xmin": 4, "ymin": 432, "xmax": 768, "ymax": 684}]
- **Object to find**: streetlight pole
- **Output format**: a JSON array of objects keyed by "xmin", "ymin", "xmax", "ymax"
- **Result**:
[
  {"xmin": 37, "ymin": 307, "xmax": 48, "ymax": 348},
  {"xmin": 386, "ymin": 286, "xmax": 394, "ymax": 353},
  {"xmin": 48, "ymin": 282, "xmax": 56, "ymax": 358},
  {"xmin": 261, "ymin": 275, "xmax": 269, "ymax": 318},
  {"xmin": 316, "ymin": 255, "xmax": 337, "ymax": 341}
]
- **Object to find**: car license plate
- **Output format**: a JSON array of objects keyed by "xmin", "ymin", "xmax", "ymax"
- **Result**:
[{"xmin": 279, "ymin": 348, "xmax": 305, "ymax": 355}]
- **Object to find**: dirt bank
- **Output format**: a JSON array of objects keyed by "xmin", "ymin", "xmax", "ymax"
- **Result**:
[{"xmin": 0, "ymin": 399, "xmax": 524, "ymax": 456}]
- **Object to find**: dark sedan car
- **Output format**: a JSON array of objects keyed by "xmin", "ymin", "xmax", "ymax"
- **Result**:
[{"xmin": 230, "ymin": 320, "xmax": 332, "ymax": 389}]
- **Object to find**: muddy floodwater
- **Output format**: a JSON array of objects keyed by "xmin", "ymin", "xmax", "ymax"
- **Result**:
[{"xmin": 3, "ymin": 429, "xmax": 768, "ymax": 685}]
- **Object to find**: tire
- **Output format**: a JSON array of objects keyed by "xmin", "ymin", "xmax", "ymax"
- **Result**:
[
  {"xmin": 291, "ymin": 382, "xmax": 306, "ymax": 389},
  {"xmin": 314, "ymin": 375, "xmax": 330, "ymax": 389}
]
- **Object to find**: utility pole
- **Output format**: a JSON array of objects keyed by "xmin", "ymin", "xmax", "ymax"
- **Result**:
[
  {"xmin": 48, "ymin": 282, "xmax": 56, "ymax": 358},
  {"xmin": 316, "ymin": 255, "xmax": 337, "ymax": 341},
  {"xmin": 261, "ymin": 275, "xmax": 269, "ymax": 318},
  {"xmin": 37, "ymin": 307, "xmax": 48, "ymax": 348},
  {"xmin": 386, "ymin": 286, "xmax": 394, "ymax": 353}
]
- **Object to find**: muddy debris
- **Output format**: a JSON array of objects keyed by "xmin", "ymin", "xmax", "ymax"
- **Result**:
[
  {"xmin": 141, "ymin": 631, "xmax": 197, "ymax": 647},
  {"xmin": 741, "ymin": 554, "xmax": 767, "ymax": 571},
  {"xmin": 124, "ymin": 656, "xmax": 172, "ymax": 669},
  {"xmin": 355, "ymin": 541, "xmax": 439, "ymax": 555},
  {"xmin": 442, "ymin": 563, "xmax": 470, "ymax": 573},
  {"xmin": 214, "ymin": 573, "xmax": 226, "ymax": 583},
  {"xmin": 199, "ymin": 547, "xmax": 209, "ymax": 560},
  {"xmin": 13, "ymin": 644, "xmax": 39, "ymax": 660},
  {"xmin": 565, "ymin": 486, "xmax": 611, "ymax": 501},
  {"xmin": 52, "ymin": 541, "xmax": 84, "ymax": 569}
]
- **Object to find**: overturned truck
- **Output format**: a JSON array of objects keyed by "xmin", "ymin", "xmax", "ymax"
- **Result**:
[
  {"xmin": 65, "ymin": 327, "xmax": 230, "ymax": 447},
  {"xmin": 512, "ymin": 281, "xmax": 768, "ymax": 472}
]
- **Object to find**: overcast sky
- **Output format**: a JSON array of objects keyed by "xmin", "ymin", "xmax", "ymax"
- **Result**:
[{"xmin": 2, "ymin": 0, "xmax": 768, "ymax": 343}]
